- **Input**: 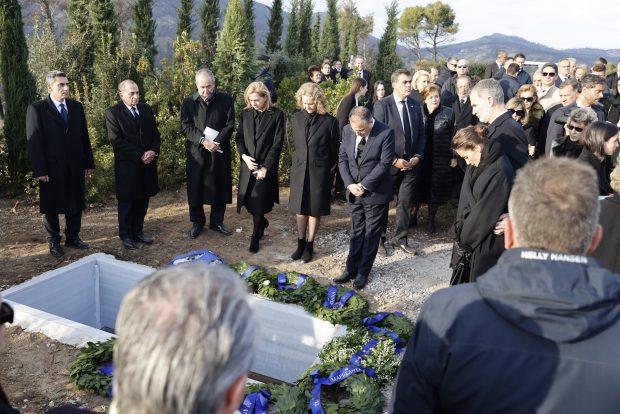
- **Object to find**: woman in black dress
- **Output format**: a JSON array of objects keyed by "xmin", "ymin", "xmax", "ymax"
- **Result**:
[
  {"xmin": 452, "ymin": 124, "xmax": 515, "ymax": 282},
  {"xmin": 336, "ymin": 77, "xmax": 368, "ymax": 132},
  {"xmin": 516, "ymin": 84, "xmax": 545, "ymax": 158},
  {"xmin": 289, "ymin": 83, "xmax": 340, "ymax": 262},
  {"xmin": 236, "ymin": 82, "xmax": 285, "ymax": 253},
  {"xmin": 578, "ymin": 121, "xmax": 619, "ymax": 196},
  {"xmin": 365, "ymin": 80, "xmax": 386, "ymax": 113},
  {"xmin": 412, "ymin": 84, "xmax": 455, "ymax": 233}
]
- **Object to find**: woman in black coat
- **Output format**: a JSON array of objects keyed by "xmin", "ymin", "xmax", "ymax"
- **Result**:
[
  {"xmin": 452, "ymin": 125, "xmax": 515, "ymax": 281},
  {"xmin": 412, "ymin": 84, "xmax": 455, "ymax": 233},
  {"xmin": 516, "ymin": 85, "xmax": 545, "ymax": 158},
  {"xmin": 592, "ymin": 166, "xmax": 620, "ymax": 273},
  {"xmin": 335, "ymin": 77, "xmax": 368, "ymax": 132},
  {"xmin": 289, "ymin": 83, "xmax": 340, "ymax": 262},
  {"xmin": 578, "ymin": 121, "xmax": 619, "ymax": 196},
  {"xmin": 236, "ymin": 82, "xmax": 285, "ymax": 253},
  {"xmin": 604, "ymin": 81, "xmax": 620, "ymax": 126},
  {"xmin": 365, "ymin": 80, "xmax": 386, "ymax": 114}
]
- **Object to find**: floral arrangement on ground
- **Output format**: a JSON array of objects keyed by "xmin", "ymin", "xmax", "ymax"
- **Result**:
[{"xmin": 69, "ymin": 250, "xmax": 415, "ymax": 413}]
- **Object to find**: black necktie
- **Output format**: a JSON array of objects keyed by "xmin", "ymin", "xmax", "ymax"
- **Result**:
[
  {"xmin": 59, "ymin": 103, "xmax": 68, "ymax": 125},
  {"xmin": 131, "ymin": 106, "xmax": 140, "ymax": 120},
  {"xmin": 356, "ymin": 136, "xmax": 366, "ymax": 164},
  {"xmin": 401, "ymin": 100, "xmax": 412, "ymax": 156}
]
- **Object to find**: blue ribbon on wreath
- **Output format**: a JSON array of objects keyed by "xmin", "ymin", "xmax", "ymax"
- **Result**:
[
  {"xmin": 168, "ymin": 249, "xmax": 226, "ymax": 266},
  {"xmin": 363, "ymin": 312, "xmax": 405, "ymax": 353},
  {"xmin": 322, "ymin": 285, "xmax": 356, "ymax": 309},
  {"xmin": 241, "ymin": 265, "xmax": 261, "ymax": 279},
  {"xmin": 240, "ymin": 389, "xmax": 270, "ymax": 414},
  {"xmin": 99, "ymin": 363, "xmax": 114, "ymax": 397},
  {"xmin": 277, "ymin": 272, "xmax": 308, "ymax": 291},
  {"xmin": 309, "ymin": 340, "xmax": 378, "ymax": 414}
]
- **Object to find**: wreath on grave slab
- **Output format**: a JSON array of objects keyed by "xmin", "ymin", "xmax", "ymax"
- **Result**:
[{"xmin": 70, "ymin": 251, "xmax": 415, "ymax": 412}]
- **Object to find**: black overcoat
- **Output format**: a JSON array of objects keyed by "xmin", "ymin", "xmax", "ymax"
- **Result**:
[
  {"xmin": 181, "ymin": 91, "xmax": 235, "ymax": 206},
  {"xmin": 105, "ymin": 102, "xmax": 160, "ymax": 201},
  {"xmin": 592, "ymin": 193, "xmax": 620, "ymax": 274},
  {"xmin": 416, "ymin": 105, "xmax": 455, "ymax": 204},
  {"xmin": 26, "ymin": 97, "xmax": 95, "ymax": 214},
  {"xmin": 288, "ymin": 111, "xmax": 340, "ymax": 216},
  {"xmin": 456, "ymin": 140, "xmax": 515, "ymax": 280},
  {"xmin": 236, "ymin": 107, "xmax": 285, "ymax": 214},
  {"xmin": 336, "ymin": 95, "xmax": 356, "ymax": 133}
]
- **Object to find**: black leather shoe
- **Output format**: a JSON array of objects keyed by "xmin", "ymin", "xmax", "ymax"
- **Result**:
[
  {"xmin": 426, "ymin": 223, "xmax": 436, "ymax": 234},
  {"xmin": 210, "ymin": 223, "xmax": 232, "ymax": 236},
  {"xmin": 353, "ymin": 274, "xmax": 369, "ymax": 290},
  {"xmin": 378, "ymin": 239, "xmax": 392, "ymax": 257},
  {"xmin": 249, "ymin": 234, "xmax": 260, "ymax": 253},
  {"xmin": 333, "ymin": 271, "xmax": 354, "ymax": 284},
  {"xmin": 65, "ymin": 237, "xmax": 89, "ymax": 249},
  {"xmin": 49, "ymin": 241, "xmax": 64, "ymax": 257},
  {"xmin": 392, "ymin": 241, "xmax": 418, "ymax": 255},
  {"xmin": 189, "ymin": 223, "xmax": 204, "ymax": 239},
  {"xmin": 121, "ymin": 237, "xmax": 137, "ymax": 250},
  {"xmin": 134, "ymin": 232, "xmax": 154, "ymax": 244}
]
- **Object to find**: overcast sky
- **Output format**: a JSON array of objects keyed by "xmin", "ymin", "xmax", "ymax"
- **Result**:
[{"xmin": 255, "ymin": 0, "xmax": 618, "ymax": 51}]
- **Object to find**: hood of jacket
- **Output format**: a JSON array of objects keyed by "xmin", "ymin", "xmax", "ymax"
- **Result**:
[{"xmin": 477, "ymin": 248, "xmax": 620, "ymax": 343}]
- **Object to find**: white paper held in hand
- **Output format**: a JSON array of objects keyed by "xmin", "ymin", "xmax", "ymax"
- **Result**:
[{"xmin": 203, "ymin": 126, "xmax": 223, "ymax": 153}]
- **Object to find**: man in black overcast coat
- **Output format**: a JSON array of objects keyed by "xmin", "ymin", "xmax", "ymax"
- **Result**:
[
  {"xmin": 26, "ymin": 70, "xmax": 95, "ymax": 257},
  {"xmin": 105, "ymin": 79, "xmax": 160, "ymax": 250}
]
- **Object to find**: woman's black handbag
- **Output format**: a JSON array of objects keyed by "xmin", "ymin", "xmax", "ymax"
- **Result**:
[{"xmin": 450, "ymin": 251, "xmax": 471, "ymax": 285}]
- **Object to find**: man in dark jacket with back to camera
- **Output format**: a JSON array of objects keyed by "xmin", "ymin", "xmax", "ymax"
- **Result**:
[{"xmin": 391, "ymin": 157, "xmax": 620, "ymax": 414}]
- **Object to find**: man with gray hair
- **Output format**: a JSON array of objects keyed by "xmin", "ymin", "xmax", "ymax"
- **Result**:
[
  {"xmin": 391, "ymin": 157, "xmax": 620, "ymax": 413},
  {"xmin": 26, "ymin": 70, "xmax": 95, "ymax": 257},
  {"xmin": 181, "ymin": 69, "xmax": 235, "ymax": 239},
  {"xmin": 111, "ymin": 263, "xmax": 256, "ymax": 414}
]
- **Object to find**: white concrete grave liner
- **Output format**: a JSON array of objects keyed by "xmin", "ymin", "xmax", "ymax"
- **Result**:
[{"xmin": 1, "ymin": 253, "xmax": 347, "ymax": 384}]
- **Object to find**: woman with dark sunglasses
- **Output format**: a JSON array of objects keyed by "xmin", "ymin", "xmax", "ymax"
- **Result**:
[
  {"xmin": 517, "ymin": 84, "xmax": 546, "ymax": 158},
  {"xmin": 578, "ymin": 121, "xmax": 620, "ymax": 196},
  {"xmin": 0, "ymin": 298, "xmax": 19, "ymax": 414},
  {"xmin": 551, "ymin": 107, "xmax": 598, "ymax": 158}
]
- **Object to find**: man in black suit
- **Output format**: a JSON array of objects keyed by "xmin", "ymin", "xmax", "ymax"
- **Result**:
[
  {"xmin": 484, "ymin": 49, "xmax": 507, "ymax": 80},
  {"xmin": 334, "ymin": 107, "xmax": 394, "ymax": 289},
  {"xmin": 26, "ymin": 70, "xmax": 95, "ymax": 257},
  {"xmin": 105, "ymin": 80, "xmax": 160, "ymax": 250},
  {"xmin": 330, "ymin": 59, "xmax": 349, "ymax": 83},
  {"xmin": 181, "ymin": 68, "xmax": 235, "ymax": 239},
  {"xmin": 373, "ymin": 69, "xmax": 425, "ymax": 254},
  {"xmin": 352, "ymin": 55, "xmax": 372, "ymax": 100}
]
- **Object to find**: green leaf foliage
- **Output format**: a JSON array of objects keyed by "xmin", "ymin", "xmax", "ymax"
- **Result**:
[
  {"xmin": 70, "ymin": 339, "xmax": 116, "ymax": 396},
  {"xmin": 265, "ymin": 0, "xmax": 283, "ymax": 53}
]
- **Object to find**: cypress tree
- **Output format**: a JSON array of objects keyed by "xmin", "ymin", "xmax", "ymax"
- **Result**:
[
  {"xmin": 284, "ymin": 0, "xmax": 300, "ymax": 57},
  {"xmin": 0, "ymin": 0, "xmax": 37, "ymax": 188},
  {"xmin": 90, "ymin": 0, "xmax": 118, "ymax": 55},
  {"xmin": 310, "ymin": 12, "xmax": 321, "ymax": 60},
  {"xmin": 176, "ymin": 0, "xmax": 194, "ymax": 38},
  {"xmin": 298, "ymin": 0, "xmax": 313, "ymax": 59},
  {"xmin": 265, "ymin": 0, "xmax": 283, "ymax": 53},
  {"xmin": 319, "ymin": 0, "xmax": 340, "ymax": 60},
  {"xmin": 213, "ymin": 0, "xmax": 254, "ymax": 98},
  {"xmin": 132, "ymin": 0, "xmax": 157, "ymax": 69},
  {"xmin": 67, "ymin": 0, "xmax": 94, "ymax": 87},
  {"xmin": 199, "ymin": 0, "xmax": 219, "ymax": 66},
  {"xmin": 243, "ymin": 0, "xmax": 256, "ymax": 54},
  {"xmin": 376, "ymin": 0, "xmax": 401, "ymax": 84}
]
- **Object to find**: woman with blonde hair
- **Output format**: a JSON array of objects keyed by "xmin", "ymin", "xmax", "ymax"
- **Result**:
[
  {"xmin": 516, "ymin": 84, "xmax": 545, "ymax": 157},
  {"xmin": 288, "ymin": 83, "xmax": 340, "ymax": 262},
  {"xmin": 410, "ymin": 70, "xmax": 430, "ymax": 103},
  {"xmin": 236, "ymin": 82, "xmax": 285, "ymax": 253}
]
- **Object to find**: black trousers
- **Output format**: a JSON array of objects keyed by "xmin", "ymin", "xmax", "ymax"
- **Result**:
[
  {"xmin": 189, "ymin": 204, "xmax": 226, "ymax": 227},
  {"xmin": 390, "ymin": 168, "xmax": 418, "ymax": 244},
  {"xmin": 345, "ymin": 198, "xmax": 389, "ymax": 278},
  {"xmin": 43, "ymin": 212, "xmax": 82, "ymax": 242},
  {"xmin": 118, "ymin": 197, "xmax": 150, "ymax": 239}
]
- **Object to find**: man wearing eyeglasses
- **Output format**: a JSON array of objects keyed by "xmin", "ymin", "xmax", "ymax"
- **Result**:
[
  {"xmin": 441, "ymin": 59, "xmax": 471, "ymax": 103},
  {"xmin": 0, "ymin": 298, "xmax": 19, "ymax": 413},
  {"xmin": 538, "ymin": 63, "xmax": 561, "ymax": 110},
  {"xmin": 484, "ymin": 50, "xmax": 508, "ymax": 80},
  {"xmin": 436, "ymin": 57, "xmax": 458, "ymax": 88}
]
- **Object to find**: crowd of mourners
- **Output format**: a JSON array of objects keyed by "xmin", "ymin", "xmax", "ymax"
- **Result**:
[{"xmin": 2, "ymin": 48, "xmax": 620, "ymax": 413}]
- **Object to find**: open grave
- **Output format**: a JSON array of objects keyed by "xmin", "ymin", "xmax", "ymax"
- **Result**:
[{"xmin": 1, "ymin": 253, "xmax": 347, "ymax": 384}]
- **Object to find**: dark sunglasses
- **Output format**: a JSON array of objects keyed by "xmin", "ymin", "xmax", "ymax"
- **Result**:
[
  {"xmin": 457, "ymin": 65, "xmax": 468, "ymax": 69},
  {"xmin": 0, "ymin": 302, "xmax": 14, "ymax": 324},
  {"xmin": 566, "ymin": 124, "xmax": 584, "ymax": 132},
  {"xmin": 542, "ymin": 72, "xmax": 556, "ymax": 77},
  {"xmin": 508, "ymin": 108, "xmax": 525, "ymax": 117},
  {"xmin": 521, "ymin": 96, "xmax": 535, "ymax": 102}
]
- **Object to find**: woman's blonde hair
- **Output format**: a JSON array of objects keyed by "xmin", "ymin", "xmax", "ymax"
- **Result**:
[
  {"xmin": 295, "ymin": 82, "xmax": 328, "ymax": 114},
  {"xmin": 243, "ymin": 81, "xmax": 272, "ymax": 110}
]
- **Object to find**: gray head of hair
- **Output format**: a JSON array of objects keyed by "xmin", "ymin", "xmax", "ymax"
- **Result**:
[
  {"xmin": 568, "ymin": 107, "xmax": 597, "ymax": 125},
  {"xmin": 472, "ymin": 78, "xmax": 504, "ymax": 104},
  {"xmin": 112, "ymin": 263, "xmax": 256, "ymax": 414},
  {"xmin": 349, "ymin": 106, "xmax": 372, "ymax": 123},
  {"xmin": 195, "ymin": 68, "xmax": 216, "ymax": 83},
  {"xmin": 118, "ymin": 79, "xmax": 138, "ymax": 93},
  {"xmin": 46, "ymin": 70, "xmax": 67, "ymax": 87}
]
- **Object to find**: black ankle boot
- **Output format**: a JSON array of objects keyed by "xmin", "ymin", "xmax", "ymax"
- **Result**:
[
  {"xmin": 291, "ymin": 238, "xmax": 306, "ymax": 260},
  {"xmin": 302, "ymin": 240, "xmax": 314, "ymax": 263},
  {"xmin": 249, "ymin": 234, "xmax": 260, "ymax": 253}
]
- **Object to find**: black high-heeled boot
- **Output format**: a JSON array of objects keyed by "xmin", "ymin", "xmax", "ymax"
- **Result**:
[
  {"xmin": 302, "ymin": 240, "xmax": 314, "ymax": 263},
  {"xmin": 249, "ymin": 234, "xmax": 260, "ymax": 253},
  {"xmin": 291, "ymin": 238, "xmax": 306, "ymax": 260}
]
